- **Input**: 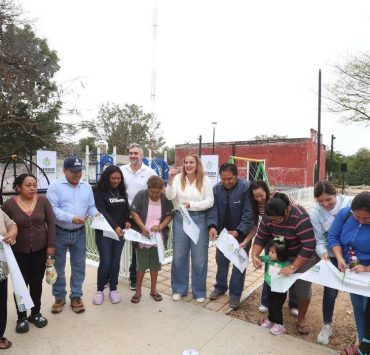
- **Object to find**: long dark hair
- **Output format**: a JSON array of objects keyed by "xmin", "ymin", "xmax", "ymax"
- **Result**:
[
  {"xmin": 96, "ymin": 165, "xmax": 127, "ymax": 198},
  {"xmin": 249, "ymin": 180, "xmax": 270, "ymax": 224}
]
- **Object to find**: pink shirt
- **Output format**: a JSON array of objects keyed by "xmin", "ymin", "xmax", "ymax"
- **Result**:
[{"xmin": 139, "ymin": 199, "xmax": 162, "ymax": 249}]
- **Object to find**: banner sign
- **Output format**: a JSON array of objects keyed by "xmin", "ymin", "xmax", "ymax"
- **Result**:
[
  {"xmin": 36, "ymin": 150, "xmax": 57, "ymax": 189},
  {"xmin": 0, "ymin": 236, "xmax": 34, "ymax": 311},
  {"xmin": 215, "ymin": 229, "xmax": 249, "ymax": 273},
  {"xmin": 180, "ymin": 206, "xmax": 200, "ymax": 244},
  {"xmin": 201, "ymin": 155, "xmax": 219, "ymax": 186}
]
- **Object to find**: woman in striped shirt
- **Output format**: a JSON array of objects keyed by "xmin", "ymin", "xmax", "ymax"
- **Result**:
[
  {"xmin": 251, "ymin": 192, "xmax": 319, "ymax": 335},
  {"xmin": 245, "ymin": 181, "xmax": 298, "ymax": 316}
]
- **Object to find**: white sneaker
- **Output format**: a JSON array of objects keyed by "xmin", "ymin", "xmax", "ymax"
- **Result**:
[
  {"xmin": 258, "ymin": 304, "xmax": 268, "ymax": 313},
  {"xmin": 290, "ymin": 308, "xmax": 299, "ymax": 317},
  {"xmin": 196, "ymin": 297, "xmax": 205, "ymax": 303},
  {"xmin": 270, "ymin": 323, "xmax": 287, "ymax": 335},
  {"xmin": 317, "ymin": 324, "xmax": 332, "ymax": 345},
  {"xmin": 172, "ymin": 293, "xmax": 181, "ymax": 301},
  {"xmin": 260, "ymin": 319, "xmax": 274, "ymax": 329}
]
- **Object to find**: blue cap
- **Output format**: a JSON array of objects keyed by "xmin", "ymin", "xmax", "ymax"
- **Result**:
[{"xmin": 63, "ymin": 157, "xmax": 83, "ymax": 172}]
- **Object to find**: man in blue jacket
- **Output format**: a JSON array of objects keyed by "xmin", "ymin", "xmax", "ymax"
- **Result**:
[{"xmin": 207, "ymin": 163, "xmax": 254, "ymax": 308}]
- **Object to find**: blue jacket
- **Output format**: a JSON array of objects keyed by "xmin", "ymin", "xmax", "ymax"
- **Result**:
[
  {"xmin": 206, "ymin": 178, "xmax": 254, "ymax": 239},
  {"xmin": 328, "ymin": 207, "xmax": 370, "ymax": 266}
]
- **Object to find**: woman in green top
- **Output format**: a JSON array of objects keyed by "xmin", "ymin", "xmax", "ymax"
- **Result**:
[{"xmin": 259, "ymin": 237, "xmax": 290, "ymax": 336}]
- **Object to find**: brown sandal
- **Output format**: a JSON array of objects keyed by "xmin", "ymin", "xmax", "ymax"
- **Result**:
[
  {"xmin": 0, "ymin": 337, "xmax": 12, "ymax": 350},
  {"xmin": 150, "ymin": 292, "xmax": 163, "ymax": 302},
  {"xmin": 296, "ymin": 324, "xmax": 310, "ymax": 335},
  {"xmin": 131, "ymin": 295, "xmax": 141, "ymax": 304}
]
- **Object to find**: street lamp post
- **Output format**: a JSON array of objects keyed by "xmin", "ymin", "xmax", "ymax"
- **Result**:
[{"xmin": 212, "ymin": 121, "xmax": 217, "ymax": 155}]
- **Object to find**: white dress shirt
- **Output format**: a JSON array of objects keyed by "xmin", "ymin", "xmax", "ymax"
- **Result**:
[{"xmin": 166, "ymin": 174, "xmax": 214, "ymax": 211}]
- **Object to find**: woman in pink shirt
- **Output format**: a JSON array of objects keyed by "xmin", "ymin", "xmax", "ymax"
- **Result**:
[{"xmin": 130, "ymin": 176, "xmax": 174, "ymax": 304}]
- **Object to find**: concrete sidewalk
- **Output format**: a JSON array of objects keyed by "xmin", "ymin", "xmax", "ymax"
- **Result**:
[
  {"xmin": 6, "ymin": 262, "xmax": 338, "ymax": 355},
  {"xmin": 144, "ymin": 246, "xmax": 265, "ymax": 314}
]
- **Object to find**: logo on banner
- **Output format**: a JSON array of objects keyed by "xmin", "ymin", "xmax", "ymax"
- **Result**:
[
  {"xmin": 43, "ymin": 157, "xmax": 51, "ymax": 167},
  {"xmin": 226, "ymin": 243, "xmax": 247, "ymax": 263}
]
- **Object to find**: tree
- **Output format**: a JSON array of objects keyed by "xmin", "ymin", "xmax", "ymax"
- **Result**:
[
  {"xmin": 0, "ymin": 0, "xmax": 63, "ymax": 157},
  {"xmin": 326, "ymin": 52, "xmax": 370, "ymax": 125},
  {"xmin": 347, "ymin": 148, "xmax": 370, "ymax": 186},
  {"xmin": 84, "ymin": 103, "xmax": 165, "ymax": 155},
  {"xmin": 253, "ymin": 134, "xmax": 288, "ymax": 140}
]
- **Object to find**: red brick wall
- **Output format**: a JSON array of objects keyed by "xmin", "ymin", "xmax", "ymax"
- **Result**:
[{"xmin": 175, "ymin": 139, "xmax": 326, "ymax": 187}]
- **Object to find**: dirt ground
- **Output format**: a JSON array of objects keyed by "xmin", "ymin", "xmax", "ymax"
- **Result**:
[{"xmin": 229, "ymin": 284, "xmax": 357, "ymax": 353}]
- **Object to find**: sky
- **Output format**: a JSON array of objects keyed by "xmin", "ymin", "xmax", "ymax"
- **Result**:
[{"xmin": 19, "ymin": 0, "xmax": 370, "ymax": 155}]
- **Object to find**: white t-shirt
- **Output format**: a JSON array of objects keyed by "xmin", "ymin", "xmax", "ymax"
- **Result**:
[{"xmin": 120, "ymin": 163, "xmax": 156, "ymax": 205}]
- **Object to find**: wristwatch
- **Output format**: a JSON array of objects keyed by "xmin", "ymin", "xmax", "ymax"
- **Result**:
[
  {"xmin": 46, "ymin": 255, "xmax": 55, "ymax": 260},
  {"xmin": 290, "ymin": 264, "xmax": 296, "ymax": 272}
]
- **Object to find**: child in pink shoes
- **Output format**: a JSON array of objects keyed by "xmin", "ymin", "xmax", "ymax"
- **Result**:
[{"xmin": 259, "ymin": 237, "xmax": 290, "ymax": 336}]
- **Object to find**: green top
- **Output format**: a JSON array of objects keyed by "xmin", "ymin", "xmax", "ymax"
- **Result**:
[{"xmin": 260, "ymin": 255, "xmax": 290, "ymax": 286}]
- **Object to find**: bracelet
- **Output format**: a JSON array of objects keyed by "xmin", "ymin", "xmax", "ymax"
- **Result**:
[
  {"xmin": 291, "ymin": 265, "xmax": 296, "ymax": 272},
  {"xmin": 46, "ymin": 255, "xmax": 55, "ymax": 260}
]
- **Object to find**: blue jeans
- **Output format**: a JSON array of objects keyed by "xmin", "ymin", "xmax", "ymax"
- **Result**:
[
  {"xmin": 95, "ymin": 230, "xmax": 125, "ymax": 291},
  {"xmin": 322, "ymin": 257, "xmax": 339, "ymax": 324},
  {"xmin": 350, "ymin": 293, "xmax": 368, "ymax": 342},
  {"xmin": 171, "ymin": 211, "xmax": 209, "ymax": 298},
  {"xmin": 214, "ymin": 243, "xmax": 250, "ymax": 298},
  {"xmin": 53, "ymin": 227, "xmax": 86, "ymax": 300}
]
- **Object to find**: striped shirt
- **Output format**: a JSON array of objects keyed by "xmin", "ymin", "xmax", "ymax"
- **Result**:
[{"xmin": 255, "ymin": 204, "xmax": 316, "ymax": 260}]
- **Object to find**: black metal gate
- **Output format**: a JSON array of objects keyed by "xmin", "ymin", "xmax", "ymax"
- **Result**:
[{"xmin": 0, "ymin": 155, "xmax": 50, "ymax": 205}]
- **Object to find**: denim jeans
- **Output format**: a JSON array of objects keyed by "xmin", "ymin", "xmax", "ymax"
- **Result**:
[
  {"xmin": 53, "ymin": 227, "xmax": 86, "ymax": 300},
  {"xmin": 350, "ymin": 293, "xmax": 368, "ymax": 342},
  {"xmin": 171, "ymin": 211, "xmax": 209, "ymax": 298},
  {"xmin": 322, "ymin": 257, "xmax": 339, "ymax": 324},
  {"xmin": 95, "ymin": 230, "xmax": 125, "ymax": 291},
  {"xmin": 214, "ymin": 242, "xmax": 250, "ymax": 298}
]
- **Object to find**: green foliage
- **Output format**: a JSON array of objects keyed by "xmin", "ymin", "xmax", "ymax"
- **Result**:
[
  {"xmin": 84, "ymin": 103, "xmax": 165, "ymax": 155},
  {"xmin": 347, "ymin": 148, "xmax": 370, "ymax": 185},
  {"xmin": 78, "ymin": 137, "xmax": 96, "ymax": 155},
  {"xmin": 0, "ymin": 2, "xmax": 62, "ymax": 157},
  {"xmin": 326, "ymin": 148, "xmax": 370, "ymax": 186}
]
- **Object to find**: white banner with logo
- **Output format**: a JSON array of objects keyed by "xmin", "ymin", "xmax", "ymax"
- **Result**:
[
  {"xmin": 90, "ymin": 215, "xmax": 119, "ymax": 241},
  {"xmin": 270, "ymin": 260, "xmax": 370, "ymax": 297},
  {"xmin": 201, "ymin": 155, "xmax": 219, "ymax": 186},
  {"xmin": 215, "ymin": 229, "xmax": 249, "ymax": 273},
  {"xmin": 36, "ymin": 150, "xmax": 57, "ymax": 189},
  {"xmin": 180, "ymin": 206, "xmax": 200, "ymax": 244},
  {"xmin": 0, "ymin": 236, "xmax": 34, "ymax": 311}
]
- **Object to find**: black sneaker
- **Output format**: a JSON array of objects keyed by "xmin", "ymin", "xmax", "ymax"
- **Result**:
[
  {"xmin": 16, "ymin": 318, "xmax": 29, "ymax": 333},
  {"xmin": 28, "ymin": 313, "xmax": 48, "ymax": 328},
  {"xmin": 229, "ymin": 296, "xmax": 240, "ymax": 309},
  {"xmin": 129, "ymin": 279, "xmax": 136, "ymax": 290}
]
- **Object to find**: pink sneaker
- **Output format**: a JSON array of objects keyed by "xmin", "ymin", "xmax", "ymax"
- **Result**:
[
  {"xmin": 93, "ymin": 291, "xmax": 104, "ymax": 305},
  {"xmin": 109, "ymin": 290, "xmax": 121, "ymax": 304},
  {"xmin": 260, "ymin": 319, "xmax": 274, "ymax": 329},
  {"xmin": 269, "ymin": 323, "xmax": 287, "ymax": 335}
]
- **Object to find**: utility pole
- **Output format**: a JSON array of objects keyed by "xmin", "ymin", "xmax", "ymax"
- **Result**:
[
  {"xmin": 329, "ymin": 134, "xmax": 336, "ymax": 181},
  {"xmin": 212, "ymin": 121, "xmax": 217, "ymax": 155},
  {"xmin": 198, "ymin": 135, "xmax": 202, "ymax": 157},
  {"xmin": 315, "ymin": 69, "xmax": 322, "ymax": 184}
]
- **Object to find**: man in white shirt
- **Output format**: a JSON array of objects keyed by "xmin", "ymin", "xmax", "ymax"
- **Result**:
[{"xmin": 120, "ymin": 143, "xmax": 156, "ymax": 290}]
